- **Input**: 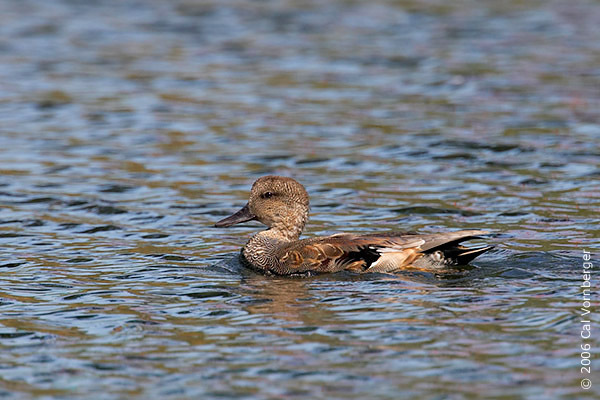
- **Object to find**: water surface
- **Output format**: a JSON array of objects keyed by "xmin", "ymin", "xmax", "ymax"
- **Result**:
[{"xmin": 1, "ymin": 0, "xmax": 599, "ymax": 399}]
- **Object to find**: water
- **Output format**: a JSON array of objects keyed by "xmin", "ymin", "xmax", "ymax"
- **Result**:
[{"xmin": 1, "ymin": 0, "xmax": 599, "ymax": 399}]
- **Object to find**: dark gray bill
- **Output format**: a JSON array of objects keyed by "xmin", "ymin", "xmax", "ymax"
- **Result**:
[{"xmin": 214, "ymin": 204, "xmax": 256, "ymax": 227}]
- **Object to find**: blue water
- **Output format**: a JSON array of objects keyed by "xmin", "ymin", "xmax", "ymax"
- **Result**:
[{"xmin": 1, "ymin": 0, "xmax": 599, "ymax": 399}]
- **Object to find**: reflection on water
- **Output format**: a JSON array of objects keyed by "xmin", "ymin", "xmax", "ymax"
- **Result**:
[{"xmin": 1, "ymin": 0, "xmax": 599, "ymax": 398}]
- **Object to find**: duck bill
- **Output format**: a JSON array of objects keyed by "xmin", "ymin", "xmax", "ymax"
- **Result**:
[{"xmin": 214, "ymin": 204, "xmax": 256, "ymax": 227}]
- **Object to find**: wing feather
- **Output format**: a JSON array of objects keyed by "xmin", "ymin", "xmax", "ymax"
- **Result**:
[{"xmin": 272, "ymin": 230, "xmax": 490, "ymax": 275}]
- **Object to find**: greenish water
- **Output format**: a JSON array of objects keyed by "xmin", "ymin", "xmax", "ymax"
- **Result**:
[{"xmin": 1, "ymin": 0, "xmax": 599, "ymax": 399}]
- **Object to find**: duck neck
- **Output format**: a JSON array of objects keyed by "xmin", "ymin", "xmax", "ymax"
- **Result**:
[
  {"xmin": 243, "ymin": 208, "xmax": 307, "ymax": 270},
  {"xmin": 265, "ymin": 206, "xmax": 308, "ymax": 242},
  {"xmin": 274, "ymin": 220, "xmax": 307, "ymax": 242}
]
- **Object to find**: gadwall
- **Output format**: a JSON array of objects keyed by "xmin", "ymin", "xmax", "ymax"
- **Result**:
[{"xmin": 215, "ymin": 176, "xmax": 492, "ymax": 276}]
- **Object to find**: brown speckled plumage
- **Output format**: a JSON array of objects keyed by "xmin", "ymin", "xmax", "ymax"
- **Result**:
[{"xmin": 215, "ymin": 176, "xmax": 492, "ymax": 276}]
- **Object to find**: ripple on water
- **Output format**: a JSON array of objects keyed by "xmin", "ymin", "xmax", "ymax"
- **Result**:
[{"xmin": 1, "ymin": 0, "xmax": 599, "ymax": 399}]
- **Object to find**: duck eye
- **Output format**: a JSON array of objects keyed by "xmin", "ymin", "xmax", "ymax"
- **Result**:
[{"xmin": 261, "ymin": 191, "xmax": 274, "ymax": 199}]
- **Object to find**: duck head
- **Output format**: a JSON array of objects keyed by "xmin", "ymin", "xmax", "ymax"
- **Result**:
[{"xmin": 215, "ymin": 176, "xmax": 310, "ymax": 239}]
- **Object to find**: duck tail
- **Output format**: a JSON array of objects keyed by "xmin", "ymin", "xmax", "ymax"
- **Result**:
[
  {"xmin": 419, "ymin": 230, "xmax": 493, "ymax": 266},
  {"xmin": 452, "ymin": 245, "xmax": 494, "ymax": 264}
]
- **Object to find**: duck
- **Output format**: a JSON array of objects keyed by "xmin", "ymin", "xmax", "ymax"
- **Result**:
[{"xmin": 215, "ymin": 175, "xmax": 492, "ymax": 276}]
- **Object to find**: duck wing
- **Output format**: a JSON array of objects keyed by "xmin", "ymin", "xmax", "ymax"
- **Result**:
[{"xmin": 274, "ymin": 230, "xmax": 491, "ymax": 275}]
